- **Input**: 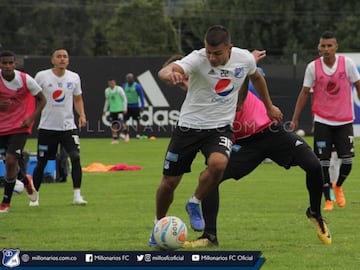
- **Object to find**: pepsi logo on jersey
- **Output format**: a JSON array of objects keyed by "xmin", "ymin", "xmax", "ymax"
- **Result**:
[
  {"xmin": 52, "ymin": 89, "xmax": 65, "ymax": 102},
  {"xmin": 214, "ymin": 79, "xmax": 234, "ymax": 96}
]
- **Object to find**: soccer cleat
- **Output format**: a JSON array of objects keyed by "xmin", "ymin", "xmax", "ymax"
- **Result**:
[
  {"xmin": 29, "ymin": 200, "xmax": 39, "ymax": 207},
  {"xmin": 183, "ymin": 233, "xmax": 219, "ymax": 248},
  {"xmin": 323, "ymin": 200, "xmax": 334, "ymax": 211},
  {"xmin": 185, "ymin": 201, "xmax": 205, "ymax": 231},
  {"xmin": 306, "ymin": 207, "xmax": 332, "ymax": 245},
  {"xmin": 0, "ymin": 203, "xmax": 10, "ymax": 213},
  {"xmin": 149, "ymin": 227, "xmax": 158, "ymax": 248},
  {"xmin": 24, "ymin": 175, "xmax": 38, "ymax": 202},
  {"xmin": 333, "ymin": 182, "xmax": 346, "ymax": 207},
  {"xmin": 29, "ymin": 192, "xmax": 39, "ymax": 207},
  {"xmin": 72, "ymin": 196, "xmax": 87, "ymax": 205},
  {"xmin": 111, "ymin": 140, "xmax": 119, "ymax": 144}
]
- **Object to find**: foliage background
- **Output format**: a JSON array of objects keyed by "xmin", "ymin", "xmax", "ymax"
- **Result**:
[{"xmin": 1, "ymin": 0, "xmax": 360, "ymax": 63}]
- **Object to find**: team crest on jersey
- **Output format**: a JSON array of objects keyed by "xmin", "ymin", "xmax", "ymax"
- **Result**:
[
  {"xmin": 234, "ymin": 67, "xmax": 244, "ymax": 78},
  {"xmin": 326, "ymin": 80, "xmax": 340, "ymax": 95},
  {"xmin": 214, "ymin": 79, "xmax": 234, "ymax": 96},
  {"xmin": 67, "ymin": 82, "xmax": 74, "ymax": 89},
  {"xmin": 2, "ymin": 249, "xmax": 20, "ymax": 268},
  {"xmin": 52, "ymin": 89, "xmax": 65, "ymax": 103}
]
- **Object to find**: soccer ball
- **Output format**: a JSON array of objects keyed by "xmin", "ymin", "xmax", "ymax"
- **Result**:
[
  {"xmin": 13, "ymin": 179, "xmax": 24, "ymax": 194},
  {"xmin": 153, "ymin": 216, "xmax": 188, "ymax": 250},
  {"xmin": 295, "ymin": 129, "xmax": 306, "ymax": 137}
]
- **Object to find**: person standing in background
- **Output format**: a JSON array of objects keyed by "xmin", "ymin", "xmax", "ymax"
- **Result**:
[
  {"xmin": 291, "ymin": 31, "xmax": 360, "ymax": 211},
  {"xmin": 31, "ymin": 48, "xmax": 87, "ymax": 206},
  {"xmin": 103, "ymin": 78, "xmax": 128, "ymax": 144},
  {"xmin": 123, "ymin": 73, "xmax": 145, "ymax": 139},
  {"xmin": 0, "ymin": 50, "xmax": 46, "ymax": 212}
]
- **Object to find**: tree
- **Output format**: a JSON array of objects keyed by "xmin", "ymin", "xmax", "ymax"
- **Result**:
[
  {"xmin": 1, "ymin": 0, "xmax": 360, "ymax": 60},
  {"xmin": 105, "ymin": 0, "xmax": 179, "ymax": 56},
  {"xmin": 0, "ymin": 0, "xmax": 29, "ymax": 53}
]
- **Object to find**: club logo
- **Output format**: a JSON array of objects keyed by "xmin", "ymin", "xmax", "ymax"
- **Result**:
[
  {"xmin": 326, "ymin": 80, "xmax": 340, "ymax": 95},
  {"xmin": 52, "ymin": 89, "xmax": 65, "ymax": 103},
  {"xmin": 2, "ymin": 249, "xmax": 20, "ymax": 268}
]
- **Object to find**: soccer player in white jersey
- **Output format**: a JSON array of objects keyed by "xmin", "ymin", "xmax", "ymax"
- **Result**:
[
  {"xmin": 0, "ymin": 50, "xmax": 46, "ymax": 212},
  {"xmin": 149, "ymin": 25, "xmax": 283, "ymax": 247},
  {"xmin": 292, "ymin": 31, "xmax": 360, "ymax": 211},
  {"xmin": 31, "ymin": 49, "xmax": 87, "ymax": 206},
  {"xmin": 163, "ymin": 51, "xmax": 331, "ymax": 247}
]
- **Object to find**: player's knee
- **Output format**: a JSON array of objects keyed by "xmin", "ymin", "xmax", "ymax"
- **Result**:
[
  {"xmin": 161, "ymin": 175, "xmax": 181, "ymax": 191},
  {"xmin": 5, "ymin": 154, "xmax": 18, "ymax": 169},
  {"xmin": 68, "ymin": 151, "xmax": 80, "ymax": 164},
  {"xmin": 207, "ymin": 158, "xmax": 228, "ymax": 176}
]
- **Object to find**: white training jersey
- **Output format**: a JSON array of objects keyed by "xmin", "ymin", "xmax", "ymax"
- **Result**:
[
  {"xmin": 35, "ymin": 69, "xmax": 82, "ymax": 130},
  {"xmin": 174, "ymin": 47, "xmax": 257, "ymax": 129},
  {"xmin": 0, "ymin": 70, "xmax": 41, "ymax": 95}
]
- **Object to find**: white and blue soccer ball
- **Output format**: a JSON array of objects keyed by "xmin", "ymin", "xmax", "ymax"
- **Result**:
[
  {"xmin": 154, "ymin": 216, "xmax": 188, "ymax": 250},
  {"xmin": 295, "ymin": 129, "xmax": 306, "ymax": 137},
  {"xmin": 13, "ymin": 180, "xmax": 24, "ymax": 195}
]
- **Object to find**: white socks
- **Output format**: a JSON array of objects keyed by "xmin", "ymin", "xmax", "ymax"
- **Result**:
[
  {"xmin": 74, "ymin": 189, "xmax": 81, "ymax": 199},
  {"xmin": 188, "ymin": 195, "xmax": 201, "ymax": 204}
]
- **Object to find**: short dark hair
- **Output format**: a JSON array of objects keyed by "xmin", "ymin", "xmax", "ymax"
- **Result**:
[
  {"xmin": 320, "ymin": 31, "xmax": 335, "ymax": 39},
  {"xmin": 0, "ymin": 50, "xmax": 16, "ymax": 59},
  {"xmin": 52, "ymin": 48, "xmax": 68, "ymax": 57},
  {"xmin": 162, "ymin": 54, "xmax": 184, "ymax": 67},
  {"xmin": 205, "ymin": 25, "xmax": 231, "ymax": 46}
]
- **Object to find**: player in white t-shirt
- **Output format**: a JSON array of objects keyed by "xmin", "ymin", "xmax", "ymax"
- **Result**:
[
  {"xmin": 149, "ymin": 25, "xmax": 283, "ymax": 247},
  {"xmin": 31, "ymin": 49, "xmax": 87, "ymax": 206}
]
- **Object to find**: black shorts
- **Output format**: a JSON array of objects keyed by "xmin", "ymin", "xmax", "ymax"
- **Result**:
[
  {"xmin": 222, "ymin": 123, "xmax": 315, "ymax": 180},
  {"xmin": 109, "ymin": 112, "xmax": 124, "ymax": 125},
  {"xmin": 163, "ymin": 125, "xmax": 233, "ymax": 176},
  {"xmin": 124, "ymin": 107, "xmax": 141, "ymax": 121},
  {"xmin": 37, "ymin": 129, "xmax": 80, "ymax": 161},
  {"xmin": 313, "ymin": 122, "xmax": 354, "ymax": 159},
  {"xmin": 0, "ymin": 133, "xmax": 28, "ymax": 158}
]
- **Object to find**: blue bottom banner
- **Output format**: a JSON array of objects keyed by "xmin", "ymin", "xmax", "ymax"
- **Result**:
[{"xmin": 1, "ymin": 249, "xmax": 265, "ymax": 269}]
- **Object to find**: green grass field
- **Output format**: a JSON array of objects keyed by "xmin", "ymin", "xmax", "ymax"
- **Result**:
[{"xmin": 1, "ymin": 137, "xmax": 359, "ymax": 270}]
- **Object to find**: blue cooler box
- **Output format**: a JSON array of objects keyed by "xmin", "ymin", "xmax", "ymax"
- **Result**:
[
  {"xmin": 0, "ymin": 158, "xmax": 56, "ymax": 180},
  {"xmin": 26, "ymin": 156, "xmax": 56, "ymax": 180},
  {"xmin": 0, "ymin": 161, "xmax": 5, "ymax": 177}
]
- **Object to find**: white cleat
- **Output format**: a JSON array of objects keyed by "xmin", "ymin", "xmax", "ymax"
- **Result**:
[
  {"xmin": 73, "ymin": 196, "xmax": 87, "ymax": 205},
  {"xmin": 29, "ymin": 200, "xmax": 39, "ymax": 207},
  {"xmin": 29, "ymin": 191, "xmax": 39, "ymax": 206},
  {"xmin": 25, "ymin": 175, "xmax": 38, "ymax": 202}
]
